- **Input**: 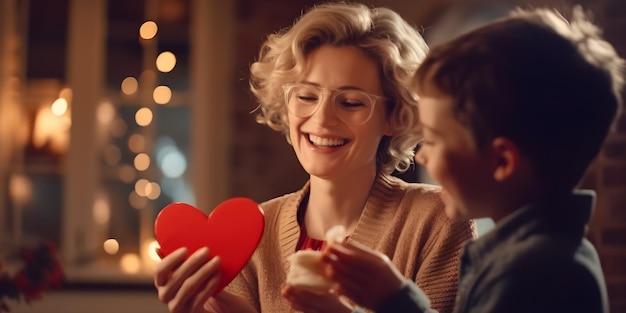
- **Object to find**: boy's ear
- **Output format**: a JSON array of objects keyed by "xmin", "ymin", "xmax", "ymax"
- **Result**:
[{"xmin": 490, "ymin": 137, "xmax": 521, "ymax": 182}]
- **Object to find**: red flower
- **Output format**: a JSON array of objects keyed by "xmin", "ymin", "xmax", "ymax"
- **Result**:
[{"xmin": 0, "ymin": 241, "xmax": 65, "ymax": 312}]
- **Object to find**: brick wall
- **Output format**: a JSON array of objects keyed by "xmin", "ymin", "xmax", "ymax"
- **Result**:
[{"xmin": 575, "ymin": 0, "xmax": 626, "ymax": 312}]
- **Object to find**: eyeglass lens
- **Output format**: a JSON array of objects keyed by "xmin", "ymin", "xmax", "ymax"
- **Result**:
[{"xmin": 286, "ymin": 84, "xmax": 375, "ymax": 125}]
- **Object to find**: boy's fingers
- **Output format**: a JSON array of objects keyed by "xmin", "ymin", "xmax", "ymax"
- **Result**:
[{"xmin": 325, "ymin": 243, "xmax": 383, "ymax": 272}]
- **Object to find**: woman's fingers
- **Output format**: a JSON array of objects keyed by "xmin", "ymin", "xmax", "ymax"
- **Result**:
[
  {"xmin": 154, "ymin": 247, "xmax": 188, "ymax": 289},
  {"xmin": 157, "ymin": 247, "xmax": 210, "ymax": 305},
  {"xmin": 189, "ymin": 256, "xmax": 222, "ymax": 310}
]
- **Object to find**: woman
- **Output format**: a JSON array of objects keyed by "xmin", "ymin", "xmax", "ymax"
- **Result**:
[{"xmin": 154, "ymin": 3, "xmax": 476, "ymax": 313}]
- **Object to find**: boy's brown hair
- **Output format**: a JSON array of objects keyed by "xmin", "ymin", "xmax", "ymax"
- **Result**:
[{"xmin": 413, "ymin": 6, "xmax": 625, "ymax": 191}]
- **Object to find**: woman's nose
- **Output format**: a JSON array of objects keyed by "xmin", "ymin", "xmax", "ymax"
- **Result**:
[{"xmin": 309, "ymin": 95, "xmax": 340, "ymax": 125}]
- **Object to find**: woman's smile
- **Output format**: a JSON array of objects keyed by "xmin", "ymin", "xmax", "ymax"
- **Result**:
[{"xmin": 306, "ymin": 133, "xmax": 348, "ymax": 148}]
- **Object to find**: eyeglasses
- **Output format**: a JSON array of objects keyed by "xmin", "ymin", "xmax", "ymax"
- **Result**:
[{"xmin": 283, "ymin": 83, "xmax": 386, "ymax": 125}]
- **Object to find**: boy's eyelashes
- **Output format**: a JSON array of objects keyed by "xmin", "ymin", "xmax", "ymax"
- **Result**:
[
  {"xmin": 419, "ymin": 138, "xmax": 434, "ymax": 146},
  {"xmin": 415, "ymin": 138, "xmax": 433, "ymax": 153}
]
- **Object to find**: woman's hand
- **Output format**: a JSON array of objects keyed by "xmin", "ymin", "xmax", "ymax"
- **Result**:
[
  {"xmin": 322, "ymin": 241, "xmax": 406, "ymax": 310},
  {"xmin": 281, "ymin": 284, "xmax": 353, "ymax": 313},
  {"xmin": 154, "ymin": 247, "xmax": 222, "ymax": 313}
]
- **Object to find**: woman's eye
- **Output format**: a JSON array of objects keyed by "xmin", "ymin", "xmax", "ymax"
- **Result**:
[
  {"xmin": 297, "ymin": 95, "xmax": 318, "ymax": 103},
  {"xmin": 339, "ymin": 100, "xmax": 365, "ymax": 109}
]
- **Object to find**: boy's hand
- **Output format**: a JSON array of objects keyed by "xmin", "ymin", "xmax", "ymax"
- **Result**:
[
  {"xmin": 322, "ymin": 241, "xmax": 406, "ymax": 310},
  {"xmin": 281, "ymin": 284, "xmax": 352, "ymax": 313}
]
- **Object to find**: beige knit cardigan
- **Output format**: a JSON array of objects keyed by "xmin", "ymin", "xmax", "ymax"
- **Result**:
[{"xmin": 225, "ymin": 173, "xmax": 476, "ymax": 313}]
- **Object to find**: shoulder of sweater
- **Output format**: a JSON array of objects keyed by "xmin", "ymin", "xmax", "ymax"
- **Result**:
[
  {"xmin": 258, "ymin": 192, "xmax": 299, "ymax": 214},
  {"xmin": 378, "ymin": 174, "xmax": 442, "ymax": 195},
  {"xmin": 384, "ymin": 176, "xmax": 476, "ymax": 235},
  {"xmin": 375, "ymin": 175, "xmax": 450, "ymax": 222}
]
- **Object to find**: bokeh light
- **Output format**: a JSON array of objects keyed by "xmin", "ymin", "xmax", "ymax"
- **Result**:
[
  {"xmin": 120, "ymin": 253, "xmax": 141, "ymax": 273},
  {"xmin": 156, "ymin": 51, "xmax": 176, "ymax": 72},
  {"xmin": 135, "ymin": 107, "xmax": 153, "ymax": 126},
  {"xmin": 134, "ymin": 153, "xmax": 150, "ymax": 171},
  {"xmin": 92, "ymin": 194, "xmax": 110, "ymax": 225},
  {"xmin": 153, "ymin": 85, "xmax": 172, "ymax": 105},
  {"xmin": 121, "ymin": 77, "xmax": 138, "ymax": 95},
  {"xmin": 103, "ymin": 239, "xmax": 119, "ymax": 255},
  {"xmin": 128, "ymin": 134, "xmax": 146, "ymax": 153},
  {"xmin": 129, "ymin": 191, "xmax": 148, "ymax": 209},
  {"xmin": 50, "ymin": 98, "xmax": 68, "ymax": 116},
  {"xmin": 139, "ymin": 21, "xmax": 158, "ymax": 40}
]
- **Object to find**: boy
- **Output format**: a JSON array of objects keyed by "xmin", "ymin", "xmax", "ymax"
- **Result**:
[{"xmin": 323, "ymin": 6, "xmax": 624, "ymax": 313}]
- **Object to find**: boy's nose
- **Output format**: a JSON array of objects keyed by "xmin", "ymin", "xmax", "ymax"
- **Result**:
[{"xmin": 414, "ymin": 145, "xmax": 426, "ymax": 165}]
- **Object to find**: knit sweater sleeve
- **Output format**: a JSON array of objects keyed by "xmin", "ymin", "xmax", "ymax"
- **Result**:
[
  {"xmin": 415, "ymin": 214, "xmax": 476, "ymax": 313},
  {"xmin": 352, "ymin": 175, "xmax": 475, "ymax": 313}
]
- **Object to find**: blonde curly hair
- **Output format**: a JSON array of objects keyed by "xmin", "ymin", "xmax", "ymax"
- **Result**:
[{"xmin": 250, "ymin": 2, "xmax": 428, "ymax": 174}]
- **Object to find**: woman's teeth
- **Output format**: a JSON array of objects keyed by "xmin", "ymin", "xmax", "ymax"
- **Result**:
[{"xmin": 308, "ymin": 134, "xmax": 346, "ymax": 147}]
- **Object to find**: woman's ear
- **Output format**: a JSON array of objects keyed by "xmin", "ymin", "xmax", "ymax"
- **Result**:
[{"xmin": 490, "ymin": 137, "xmax": 521, "ymax": 182}]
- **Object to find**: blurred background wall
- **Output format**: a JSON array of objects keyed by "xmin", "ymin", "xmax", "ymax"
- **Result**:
[{"xmin": 0, "ymin": 0, "xmax": 625, "ymax": 312}]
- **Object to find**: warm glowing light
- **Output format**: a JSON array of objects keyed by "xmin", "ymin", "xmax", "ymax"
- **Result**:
[
  {"xmin": 121, "ymin": 77, "xmax": 138, "ymax": 95},
  {"xmin": 135, "ymin": 107, "xmax": 153, "ymax": 126},
  {"xmin": 103, "ymin": 144, "xmax": 122, "ymax": 166},
  {"xmin": 9, "ymin": 174, "xmax": 32, "ymax": 206},
  {"xmin": 33, "ymin": 107, "xmax": 71, "ymax": 153},
  {"xmin": 59, "ymin": 87, "xmax": 72, "ymax": 103},
  {"xmin": 120, "ymin": 253, "xmax": 141, "ymax": 274},
  {"xmin": 134, "ymin": 153, "xmax": 150, "ymax": 171},
  {"xmin": 97, "ymin": 101, "xmax": 116, "ymax": 125},
  {"xmin": 15, "ymin": 107, "xmax": 30, "ymax": 149},
  {"xmin": 50, "ymin": 98, "xmax": 68, "ymax": 116},
  {"xmin": 144, "ymin": 182, "xmax": 153, "ymax": 197},
  {"xmin": 103, "ymin": 239, "xmax": 120, "ymax": 255},
  {"xmin": 146, "ymin": 182, "xmax": 161, "ymax": 200},
  {"xmin": 135, "ymin": 178, "xmax": 149, "ymax": 197},
  {"xmin": 118, "ymin": 165, "xmax": 136, "ymax": 183},
  {"xmin": 92, "ymin": 195, "xmax": 110, "ymax": 225},
  {"xmin": 139, "ymin": 21, "xmax": 158, "ymax": 40},
  {"xmin": 129, "ymin": 191, "xmax": 147, "ymax": 209},
  {"xmin": 153, "ymin": 86, "xmax": 172, "ymax": 105},
  {"xmin": 111, "ymin": 117, "xmax": 127, "ymax": 137},
  {"xmin": 128, "ymin": 134, "xmax": 146, "ymax": 153},
  {"xmin": 148, "ymin": 241, "xmax": 161, "ymax": 262},
  {"xmin": 156, "ymin": 51, "xmax": 176, "ymax": 72}
]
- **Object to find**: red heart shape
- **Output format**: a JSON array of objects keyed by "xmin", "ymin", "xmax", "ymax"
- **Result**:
[{"xmin": 154, "ymin": 197, "xmax": 265, "ymax": 294}]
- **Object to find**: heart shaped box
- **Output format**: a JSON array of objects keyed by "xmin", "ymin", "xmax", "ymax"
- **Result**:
[{"xmin": 154, "ymin": 197, "xmax": 265, "ymax": 294}]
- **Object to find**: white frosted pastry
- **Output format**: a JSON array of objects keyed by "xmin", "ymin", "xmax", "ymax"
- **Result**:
[
  {"xmin": 325, "ymin": 225, "xmax": 346, "ymax": 244},
  {"xmin": 286, "ymin": 250, "xmax": 332, "ymax": 292},
  {"xmin": 285, "ymin": 225, "xmax": 347, "ymax": 292}
]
